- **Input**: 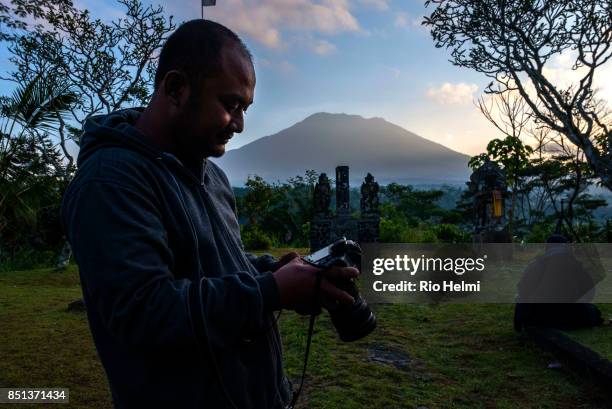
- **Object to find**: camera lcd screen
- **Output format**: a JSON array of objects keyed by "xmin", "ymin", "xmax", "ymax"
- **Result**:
[{"xmin": 303, "ymin": 246, "xmax": 331, "ymax": 264}]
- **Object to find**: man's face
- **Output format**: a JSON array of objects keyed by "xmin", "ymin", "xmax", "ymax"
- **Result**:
[{"xmin": 173, "ymin": 43, "xmax": 255, "ymax": 159}]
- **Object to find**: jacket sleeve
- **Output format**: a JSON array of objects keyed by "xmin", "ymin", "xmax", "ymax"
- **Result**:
[
  {"xmin": 245, "ymin": 253, "xmax": 279, "ymax": 273},
  {"xmin": 63, "ymin": 174, "xmax": 280, "ymax": 352}
]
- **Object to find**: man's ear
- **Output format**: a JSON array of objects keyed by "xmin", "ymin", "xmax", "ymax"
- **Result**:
[{"xmin": 161, "ymin": 70, "xmax": 190, "ymax": 107}]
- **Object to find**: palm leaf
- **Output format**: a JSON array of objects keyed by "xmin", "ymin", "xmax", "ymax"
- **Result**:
[{"xmin": 7, "ymin": 74, "xmax": 78, "ymax": 132}]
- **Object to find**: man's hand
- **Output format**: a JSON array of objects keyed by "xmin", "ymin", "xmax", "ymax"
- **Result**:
[
  {"xmin": 273, "ymin": 251, "xmax": 300, "ymax": 271},
  {"xmin": 272, "ymin": 257, "xmax": 359, "ymax": 313}
]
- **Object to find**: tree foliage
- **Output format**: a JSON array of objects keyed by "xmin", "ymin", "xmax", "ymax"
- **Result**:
[
  {"xmin": 0, "ymin": 75, "xmax": 75, "ymax": 263},
  {"xmin": 424, "ymin": 0, "xmax": 612, "ymax": 189},
  {"xmin": 237, "ymin": 171, "xmax": 319, "ymax": 249},
  {"xmin": 4, "ymin": 0, "xmax": 174, "ymax": 166},
  {"xmin": 0, "ymin": 0, "xmax": 73, "ymax": 42},
  {"xmin": 0, "ymin": 0, "xmax": 175, "ymax": 266}
]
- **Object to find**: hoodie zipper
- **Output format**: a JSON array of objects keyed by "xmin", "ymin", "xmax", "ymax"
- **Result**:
[
  {"xmin": 158, "ymin": 155, "xmax": 241, "ymax": 409},
  {"xmin": 159, "ymin": 153, "xmax": 285, "ymax": 408}
]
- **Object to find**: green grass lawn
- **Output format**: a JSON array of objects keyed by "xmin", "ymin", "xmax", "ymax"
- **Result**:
[
  {"xmin": 563, "ymin": 305, "xmax": 612, "ymax": 361},
  {"xmin": 1, "ymin": 251, "xmax": 610, "ymax": 408}
]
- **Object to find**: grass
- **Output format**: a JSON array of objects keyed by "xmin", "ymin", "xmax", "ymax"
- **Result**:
[
  {"xmin": 563, "ymin": 305, "xmax": 612, "ymax": 361},
  {"xmin": 0, "ymin": 265, "xmax": 111, "ymax": 408},
  {"xmin": 283, "ymin": 304, "xmax": 611, "ymax": 409},
  {"xmin": 1, "ymin": 253, "xmax": 610, "ymax": 409}
]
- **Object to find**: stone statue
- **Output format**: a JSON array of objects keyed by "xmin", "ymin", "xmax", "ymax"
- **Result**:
[
  {"xmin": 360, "ymin": 173, "xmax": 379, "ymax": 213},
  {"xmin": 313, "ymin": 173, "xmax": 331, "ymax": 215}
]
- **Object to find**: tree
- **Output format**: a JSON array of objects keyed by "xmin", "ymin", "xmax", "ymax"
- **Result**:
[
  {"xmin": 469, "ymin": 126, "xmax": 607, "ymax": 241},
  {"xmin": 5, "ymin": 0, "xmax": 175, "ymax": 168},
  {"xmin": 424, "ymin": 0, "xmax": 612, "ymax": 189},
  {"xmin": 0, "ymin": 75, "xmax": 76, "ymax": 262},
  {"xmin": 240, "ymin": 175, "xmax": 279, "ymax": 226},
  {"xmin": 1, "ymin": 0, "xmax": 175, "ymax": 267},
  {"xmin": 237, "ymin": 171, "xmax": 319, "ymax": 248},
  {"xmin": 531, "ymin": 134, "xmax": 606, "ymax": 241},
  {"xmin": 382, "ymin": 183, "xmax": 446, "ymax": 223},
  {"xmin": 469, "ymin": 135, "xmax": 533, "ymax": 236},
  {"xmin": 0, "ymin": 0, "xmax": 73, "ymax": 42}
]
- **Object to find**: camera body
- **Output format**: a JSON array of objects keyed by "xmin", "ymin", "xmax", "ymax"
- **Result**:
[
  {"xmin": 303, "ymin": 237, "xmax": 362, "ymax": 269},
  {"xmin": 303, "ymin": 238, "xmax": 376, "ymax": 342}
]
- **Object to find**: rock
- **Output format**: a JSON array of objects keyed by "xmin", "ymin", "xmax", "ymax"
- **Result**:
[
  {"xmin": 365, "ymin": 343, "xmax": 432, "ymax": 381},
  {"xmin": 67, "ymin": 299, "xmax": 86, "ymax": 312}
]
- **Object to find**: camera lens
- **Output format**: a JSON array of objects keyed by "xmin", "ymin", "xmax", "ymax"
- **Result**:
[
  {"xmin": 328, "ymin": 279, "xmax": 377, "ymax": 342},
  {"xmin": 312, "ymin": 238, "xmax": 376, "ymax": 342}
]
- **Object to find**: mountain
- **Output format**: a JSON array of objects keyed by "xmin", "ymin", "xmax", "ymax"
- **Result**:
[{"xmin": 213, "ymin": 112, "xmax": 471, "ymax": 186}]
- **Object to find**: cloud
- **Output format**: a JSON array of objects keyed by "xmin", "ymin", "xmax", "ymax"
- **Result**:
[
  {"xmin": 394, "ymin": 12, "xmax": 408, "ymax": 28},
  {"xmin": 358, "ymin": 0, "xmax": 389, "ymax": 11},
  {"xmin": 256, "ymin": 58, "xmax": 296, "ymax": 75},
  {"xmin": 287, "ymin": 34, "xmax": 338, "ymax": 56},
  {"xmin": 597, "ymin": 64, "xmax": 612, "ymax": 106},
  {"xmin": 394, "ymin": 12, "xmax": 423, "ymax": 30},
  {"xmin": 426, "ymin": 82, "xmax": 479, "ymax": 105},
  {"xmin": 207, "ymin": 0, "xmax": 360, "ymax": 50},
  {"xmin": 278, "ymin": 60, "xmax": 297, "ymax": 75},
  {"xmin": 311, "ymin": 39, "xmax": 337, "ymax": 56},
  {"xmin": 540, "ymin": 51, "xmax": 612, "ymax": 105}
]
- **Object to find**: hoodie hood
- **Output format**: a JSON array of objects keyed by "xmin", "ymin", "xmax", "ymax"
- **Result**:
[{"xmin": 78, "ymin": 108, "xmax": 162, "ymax": 167}]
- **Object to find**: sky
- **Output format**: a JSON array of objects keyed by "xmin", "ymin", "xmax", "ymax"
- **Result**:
[{"xmin": 2, "ymin": 0, "xmax": 612, "ymax": 156}]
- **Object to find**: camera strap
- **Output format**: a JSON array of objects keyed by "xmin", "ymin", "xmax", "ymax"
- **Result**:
[{"xmin": 286, "ymin": 271, "xmax": 322, "ymax": 409}]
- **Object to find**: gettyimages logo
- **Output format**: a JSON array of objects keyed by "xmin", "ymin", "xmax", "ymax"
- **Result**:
[{"xmin": 371, "ymin": 254, "xmax": 487, "ymax": 276}]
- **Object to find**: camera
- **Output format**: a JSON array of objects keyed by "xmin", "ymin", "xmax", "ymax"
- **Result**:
[{"xmin": 303, "ymin": 238, "xmax": 377, "ymax": 342}]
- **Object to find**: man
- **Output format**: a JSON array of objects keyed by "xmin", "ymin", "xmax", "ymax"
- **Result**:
[
  {"xmin": 61, "ymin": 20, "xmax": 357, "ymax": 409},
  {"xmin": 514, "ymin": 234, "xmax": 602, "ymax": 331}
]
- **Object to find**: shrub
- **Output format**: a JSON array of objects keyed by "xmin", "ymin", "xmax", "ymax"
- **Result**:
[
  {"xmin": 435, "ymin": 224, "xmax": 471, "ymax": 243},
  {"xmin": 524, "ymin": 222, "xmax": 555, "ymax": 243},
  {"xmin": 241, "ymin": 225, "xmax": 273, "ymax": 250}
]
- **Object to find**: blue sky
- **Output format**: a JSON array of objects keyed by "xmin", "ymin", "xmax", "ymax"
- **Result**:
[{"xmin": 3, "ymin": 0, "xmax": 611, "ymax": 156}]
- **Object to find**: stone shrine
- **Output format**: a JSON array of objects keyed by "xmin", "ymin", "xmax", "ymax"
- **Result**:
[
  {"xmin": 310, "ymin": 166, "xmax": 380, "ymax": 251},
  {"xmin": 468, "ymin": 158, "xmax": 511, "ymax": 243}
]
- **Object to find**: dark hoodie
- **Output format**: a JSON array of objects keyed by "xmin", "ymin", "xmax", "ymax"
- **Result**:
[{"xmin": 61, "ymin": 109, "xmax": 291, "ymax": 409}]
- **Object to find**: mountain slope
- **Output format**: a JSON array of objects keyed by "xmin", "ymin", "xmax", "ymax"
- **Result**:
[{"xmin": 214, "ymin": 112, "xmax": 471, "ymax": 185}]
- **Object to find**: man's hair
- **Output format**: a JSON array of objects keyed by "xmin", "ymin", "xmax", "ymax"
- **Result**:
[{"xmin": 154, "ymin": 19, "xmax": 252, "ymax": 91}]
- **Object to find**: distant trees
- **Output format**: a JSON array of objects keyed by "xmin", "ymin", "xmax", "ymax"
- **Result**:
[
  {"xmin": 237, "ymin": 171, "xmax": 319, "ymax": 249},
  {"xmin": 424, "ymin": 0, "xmax": 612, "ymax": 190},
  {"xmin": 379, "ymin": 183, "xmax": 469, "ymax": 243},
  {"xmin": 236, "ymin": 174, "xmax": 472, "ymax": 249},
  {"xmin": 528, "ymin": 130, "xmax": 607, "ymax": 241},
  {"xmin": 467, "ymin": 128, "xmax": 607, "ymax": 242}
]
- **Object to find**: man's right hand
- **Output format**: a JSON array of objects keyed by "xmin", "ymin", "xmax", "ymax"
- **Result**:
[{"xmin": 272, "ymin": 257, "xmax": 359, "ymax": 312}]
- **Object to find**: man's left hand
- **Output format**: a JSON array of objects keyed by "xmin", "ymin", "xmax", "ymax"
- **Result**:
[{"xmin": 273, "ymin": 252, "xmax": 300, "ymax": 271}]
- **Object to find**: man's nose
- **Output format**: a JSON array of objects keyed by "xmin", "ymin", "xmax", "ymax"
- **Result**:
[{"xmin": 230, "ymin": 111, "xmax": 244, "ymax": 133}]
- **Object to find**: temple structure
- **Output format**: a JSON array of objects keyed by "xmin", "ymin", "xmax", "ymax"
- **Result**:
[
  {"xmin": 309, "ymin": 166, "xmax": 380, "ymax": 251},
  {"xmin": 468, "ymin": 158, "xmax": 511, "ymax": 243}
]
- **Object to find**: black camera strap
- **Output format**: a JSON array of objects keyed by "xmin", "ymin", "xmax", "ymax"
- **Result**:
[{"xmin": 286, "ymin": 271, "xmax": 322, "ymax": 409}]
